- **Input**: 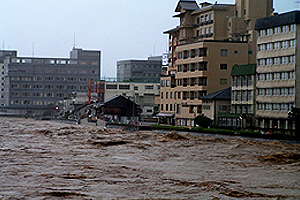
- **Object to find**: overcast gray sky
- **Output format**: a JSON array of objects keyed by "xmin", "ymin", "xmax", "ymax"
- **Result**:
[{"xmin": 0, "ymin": 0, "xmax": 298, "ymax": 77}]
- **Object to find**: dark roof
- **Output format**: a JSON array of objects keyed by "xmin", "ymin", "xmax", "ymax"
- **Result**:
[
  {"xmin": 201, "ymin": 87, "xmax": 231, "ymax": 100},
  {"xmin": 175, "ymin": 0, "xmax": 199, "ymax": 12},
  {"xmin": 255, "ymin": 11, "xmax": 300, "ymax": 30},
  {"xmin": 163, "ymin": 27, "xmax": 180, "ymax": 34},
  {"xmin": 231, "ymin": 64, "xmax": 256, "ymax": 76}
]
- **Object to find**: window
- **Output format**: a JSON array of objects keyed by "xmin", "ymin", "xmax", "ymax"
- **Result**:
[
  {"xmin": 281, "ymin": 41, "xmax": 288, "ymax": 49},
  {"xmin": 258, "ymin": 59, "xmax": 265, "ymax": 66},
  {"xmin": 220, "ymin": 49, "xmax": 228, "ymax": 57},
  {"xmin": 119, "ymin": 85, "xmax": 130, "ymax": 90},
  {"xmin": 280, "ymin": 103, "xmax": 287, "ymax": 111},
  {"xmin": 161, "ymin": 104, "xmax": 164, "ymax": 111},
  {"xmin": 209, "ymin": 13, "xmax": 213, "ymax": 21},
  {"xmin": 274, "ymin": 27, "xmax": 280, "ymax": 34},
  {"xmin": 259, "ymin": 30, "xmax": 265, "ymax": 36},
  {"xmin": 273, "ymin": 42, "xmax": 280, "ymax": 50},
  {"xmin": 266, "ymin": 73, "xmax": 272, "ymax": 81},
  {"xmin": 258, "ymin": 103, "xmax": 264, "ymax": 111},
  {"xmin": 266, "ymin": 58, "xmax": 272, "ymax": 66},
  {"xmin": 273, "ymin": 57, "xmax": 280, "ymax": 65},
  {"xmin": 220, "ymin": 79, "xmax": 227, "ymax": 85},
  {"xmin": 266, "ymin": 88, "xmax": 272, "ymax": 96},
  {"xmin": 166, "ymin": 92, "xmax": 169, "ymax": 99},
  {"xmin": 282, "ymin": 56, "xmax": 288, "ymax": 64},
  {"xmin": 289, "ymin": 40, "xmax": 296, "ymax": 48},
  {"xmin": 203, "ymin": 105, "xmax": 211, "ymax": 110},
  {"xmin": 266, "ymin": 43, "xmax": 272, "ymax": 50},
  {"xmin": 290, "ymin": 24, "xmax": 296, "ymax": 32},
  {"xmin": 289, "ymin": 55, "xmax": 295, "ymax": 63},
  {"xmin": 273, "ymin": 73, "xmax": 280, "ymax": 80},
  {"xmin": 161, "ymin": 80, "xmax": 165, "ymax": 87},
  {"xmin": 145, "ymin": 85, "xmax": 154, "ymax": 90},
  {"xmin": 134, "ymin": 86, "xmax": 138, "ymax": 90},
  {"xmin": 281, "ymin": 88, "xmax": 288, "ymax": 96},
  {"xmin": 106, "ymin": 84, "xmax": 117, "ymax": 89},
  {"xmin": 258, "ymin": 89, "xmax": 264, "ymax": 96},
  {"xmin": 289, "ymin": 87, "xmax": 295, "ymax": 96},
  {"xmin": 265, "ymin": 103, "xmax": 271, "ymax": 111},
  {"xmin": 220, "ymin": 64, "xmax": 227, "ymax": 70},
  {"xmin": 281, "ymin": 25, "xmax": 289, "ymax": 33},
  {"xmin": 281, "ymin": 72, "xmax": 288, "ymax": 80},
  {"xmin": 266, "ymin": 28, "xmax": 273, "ymax": 35},
  {"xmin": 161, "ymin": 92, "xmax": 164, "ymax": 99},
  {"xmin": 273, "ymin": 103, "xmax": 279, "ymax": 111},
  {"xmin": 273, "ymin": 88, "xmax": 279, "ymax": 96},
  {"xmin": 289, "ymin": 71, "xmax": 295, "ymax": 80},
  {"xmin": 259, "ymin": 44, "xmax": 265, "ymax": 51},
  {"xmin": 177, "ymin": 104, "xmax": 181, "ymax": 114},
  {"xmin": 177, "ymin": 65, "xmax": 183, "ymax": 72},
  {"xmin": 166, "ymin": 104, "xmax": 169, "ymax": 111}
]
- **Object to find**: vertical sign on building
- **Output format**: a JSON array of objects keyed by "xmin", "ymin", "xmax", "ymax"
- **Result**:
[{"xmin": 162, "ymin": 52, "xmax": 168, "ymax": 66}]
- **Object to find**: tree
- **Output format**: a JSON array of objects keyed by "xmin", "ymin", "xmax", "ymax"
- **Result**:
[{"xmin": 195, "ymin": 114, "xmax": 211, "ymax": 128}]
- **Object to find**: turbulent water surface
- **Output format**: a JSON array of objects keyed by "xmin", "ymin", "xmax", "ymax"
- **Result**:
[{"xmin": 0, "ymin": 117, "xmax": 300, "ymax": 199}]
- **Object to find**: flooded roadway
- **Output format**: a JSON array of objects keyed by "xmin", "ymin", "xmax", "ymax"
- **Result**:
[{"xmin": 1, "ymin": 117, "xmax": 300, "ymax": 199}]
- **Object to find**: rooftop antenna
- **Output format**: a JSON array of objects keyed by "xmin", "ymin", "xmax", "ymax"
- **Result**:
[
  {"xmin": 296, "ymin": 1, "xmax": 300, "ymax": 9},
  {"xmin": 73, "ymin": 33, "xmax": 76, "ymax": 49},
  {"xmin": 32, "ymin": 42, "xmax": 34, "ymax": 57}
]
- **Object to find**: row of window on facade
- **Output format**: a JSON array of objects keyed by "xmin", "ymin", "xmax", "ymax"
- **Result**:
[
  {"xmin": 232, "ymin": 75, "xmax": 254, "ymax": 87},
  {"xmin": 106, "ymin": 84, "xmax": 156, "ymax": 90},
  {"xmin": 196, "ymin": 13, "xmax": 213, "ymax": 24},
  {"xmin": 161, "ymin": 103, "xmax": 202, "ymax": 114},
  {"xmin": 232, "ymin": 90, "xmax": 253, "ymax": 102},
  {"xmin": 258, "ymin": 55, "xmax": 295, "ymax": 66},
  {"xmin": 259, "ymin": 24, "xmax": 296, "ymax": 36},
  {"xmin": 11, "ymin": 91, "xmax": 76, "ymax": 98},
  {"xmin": 257, "ymin": 103, "xmax": 294, "ymax": 112},
  {"xmin": 258, "ymin": 87, "xmax": 295, "ymax": 96},
  {"xmin": 258, "ymin": 71, "xmax": 295, "ymax": 81},
  {"xmin": 178, "ymin": 49, "xmax": 207, "ymax": 59},
  {"xmin": 11, "ymin": 84, "xmax": 87, "ymax": 90},
  {"xmin": 258, "ymin": 39, "xmax": 295, "ymax": 51},
  {"xmin": 231, "ymin": 104, "xmax": 253, "ymax": 114},
  {"xmin": 177, "ymin": 62, "xmax": 208, "ymax": 72},
  {"xmin": 10, "ymin": 76, "xmax": 91, "ymax": 82},
  {"xmin": 10, "ymin": 100, "xmax": 56, "ymax": 106},
  {"xmin": 161, "ymin": 90, "xmax": 207, "ymax": 100},
  {"xmin": 10, "ymin": 58, "xmax": 98, "ymax": 65},
  {"xmin": 195, "ymin": 26, "xmax": 213, "ymax": 37}
]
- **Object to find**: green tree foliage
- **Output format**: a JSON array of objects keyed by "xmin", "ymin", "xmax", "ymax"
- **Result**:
[{"xmin": 195, "ymin": 114, "xmax": 211, "ymax": 128}]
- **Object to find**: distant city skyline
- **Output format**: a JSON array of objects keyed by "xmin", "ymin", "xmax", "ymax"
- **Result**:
[{"xmin": 0, "ymin": 0, "xmax": 298, "ymax": 77}]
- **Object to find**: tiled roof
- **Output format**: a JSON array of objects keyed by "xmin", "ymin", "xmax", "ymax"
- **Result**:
[
  {"xmin": 255, "ymin": 11, "xmax": 300, "ymax": 30},
  {"xmin": 231, "ymin": 64, "xmax": 256, "ymax": 76},
  {"xmin": 201, "ymin": 87, "xmax": 231, "ymax": 100},
  {"xmin": 175, "ymin": 0, "xmax": 199, "ymax": 12}
]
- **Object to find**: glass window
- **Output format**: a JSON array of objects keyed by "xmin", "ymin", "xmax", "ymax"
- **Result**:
[
  {"xmin": 290, "ymin": 24, "xmax": 296, "ymax": 32},
  {"xmin": 274, "ymin": 27, "xmax": 280, "ymax": 34},
  {"xmin": 220, "ymin": 49, "xmax": 228, "ymax": 57},
  {"xmin": 281, "ymin": 25, "xmax": 289, "ymax": 33},
  {"xmin": 220, "ymin": 64, "xmax": 227, "ymax": 70},
  {"xmin": 266, "ymin": 28, "xmax": 273, "ymax": 35},
  {"xmin": 289, "ymin": 71, "xmax": 295, "ymax": 80}
]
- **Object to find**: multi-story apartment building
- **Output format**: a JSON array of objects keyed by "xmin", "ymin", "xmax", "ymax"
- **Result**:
[
  {"xmin": 117, "ymin": 56, "xmax": 162, "ymax": 83},
  {"xmin": 159, "ymin": 0, "xmax": 273, "ymax": 127},
  {"xmin": 0, "ymin": 48, "xmax": 101, "ymax": 116},
  {"xmin": 104, "ymin": 81, "xmax": 160, "ymax": 118},
  {"xmin": 255, "ymin": 11, "xmax": 299, "ymax": 130}
]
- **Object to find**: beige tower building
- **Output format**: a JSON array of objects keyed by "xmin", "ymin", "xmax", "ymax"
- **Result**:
[
  {"xmin": 255, "ymin": 11, "xmax": 299, "ymax": 130},
  {"xmin": 159, "ymin": 0, "xmax": 273, "ymax": 126}
]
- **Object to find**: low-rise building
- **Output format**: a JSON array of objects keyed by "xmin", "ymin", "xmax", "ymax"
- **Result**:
[
  {"xmin": 104, "ymin": 81, "xmax": 160, "ymax": 118},
  {"xmin": 201, "ymin": 87, "xmax": 231, "ymax": 126}
]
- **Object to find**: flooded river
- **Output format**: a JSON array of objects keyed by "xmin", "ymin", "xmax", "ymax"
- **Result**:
[{"xmin": 0, "ymin": 117, "xmax": 299, "ymax": 199}]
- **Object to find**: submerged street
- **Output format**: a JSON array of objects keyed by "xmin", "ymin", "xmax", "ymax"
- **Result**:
[{"xmin": 0, "ymin": 117, "xmax": 300, "ymax": 199}]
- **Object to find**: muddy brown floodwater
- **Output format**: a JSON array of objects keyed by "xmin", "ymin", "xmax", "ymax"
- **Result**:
[{"xmin": 0, "ymin": 117, "xmax": 300, "ymax": 200}]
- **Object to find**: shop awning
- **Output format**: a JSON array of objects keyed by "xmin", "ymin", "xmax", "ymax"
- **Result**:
[{"xmin": 157, "ymin": 113, "xmax": 174, "ymax": 117}]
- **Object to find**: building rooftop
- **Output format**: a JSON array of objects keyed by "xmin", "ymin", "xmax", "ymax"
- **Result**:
[
  {"xmin": 231, "ymin": 64, "xmax": 256, "ymax": 76},
  {"xmin": 175, "ymin": 0, "xmax": 199, "ymax": 12},
  {"xmin": 201, "ymin": 87, "xmax": 231, "ymax": 100},
  {"xmin": 255, "ymin": 11, "xmax": 300, "ymax": 30}
]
